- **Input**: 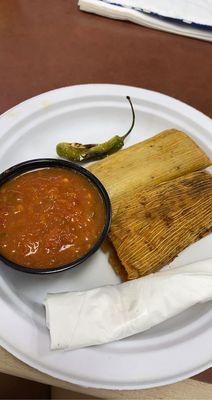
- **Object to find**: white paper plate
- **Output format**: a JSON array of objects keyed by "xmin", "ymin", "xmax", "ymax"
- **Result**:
[{"xmin": 0, "ymin": 84, "xmax": 211, "ymax": 390}]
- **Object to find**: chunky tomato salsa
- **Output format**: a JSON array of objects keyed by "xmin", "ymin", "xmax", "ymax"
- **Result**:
[{"xmin": 0, "ymin": 168, "xmax": 105, "ymax": 269}]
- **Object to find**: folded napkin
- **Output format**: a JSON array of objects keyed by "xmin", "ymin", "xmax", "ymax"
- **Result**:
[
  {"xmin": 45, "ymin": 259, "xmax": 212, "ymax": 350},
  {"xmin": 78, "ymin": 0, "xmax": 212, "ymax": 42}
]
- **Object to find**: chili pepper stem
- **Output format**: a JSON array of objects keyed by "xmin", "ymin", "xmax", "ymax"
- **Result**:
[{"xmin": 121, "ymin": 96, "xmax": 135, "ymax": 140}]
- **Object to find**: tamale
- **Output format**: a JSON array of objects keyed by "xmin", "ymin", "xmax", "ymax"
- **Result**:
[
  {"xmin": 89, "ymin": 129, "xmax": 210, "ymax": 213},
  {"xmin": 109, "ymin": 171, "xmax": 212, "ymax": 280},
  {"xmin": 89, "ymin": 129, "xmax": 211, "ymax": 280}
]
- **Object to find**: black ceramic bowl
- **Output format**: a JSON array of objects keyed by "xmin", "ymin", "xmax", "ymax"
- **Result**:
[{"xmin": 0, "ymin": 158, "xmax": 112, "ymax": 274}]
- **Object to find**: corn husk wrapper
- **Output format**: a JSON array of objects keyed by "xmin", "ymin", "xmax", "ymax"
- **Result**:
[{"xmin": 89, "ymin": 130, "xmax": 211, "ymax": 280}]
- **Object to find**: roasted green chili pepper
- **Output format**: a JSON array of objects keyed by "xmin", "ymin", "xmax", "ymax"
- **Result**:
[{"xmin": 56, "ymin": 96, "xmax": 135, "ymax": 162}]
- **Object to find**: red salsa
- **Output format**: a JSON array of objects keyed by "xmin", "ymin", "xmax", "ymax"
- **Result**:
[{"xmin": 0, "ymin": 168, "xmax": 106, "ymax": 269}]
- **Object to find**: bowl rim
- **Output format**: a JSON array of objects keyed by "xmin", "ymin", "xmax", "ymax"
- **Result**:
[{"xmin": 0, "ymin": 158, "xmax": 112, "ymax": 274}]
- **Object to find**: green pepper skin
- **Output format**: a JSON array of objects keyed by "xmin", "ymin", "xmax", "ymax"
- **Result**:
[
  {"xmin": 84, "ymin": 136, "xmax": 124, "ymax": 161},
  {"xmin": 56, "ymin": 143, "xmax": 86, "ymax": 162},
  {"xmin": 56, "ymin": 136, "xmax": 124, "ymax": 162}
]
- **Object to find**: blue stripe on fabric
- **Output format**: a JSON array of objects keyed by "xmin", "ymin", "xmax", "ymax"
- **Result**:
[{"xmin": 98, "ymin": 0, "xmax": 212, "ymax": 30}]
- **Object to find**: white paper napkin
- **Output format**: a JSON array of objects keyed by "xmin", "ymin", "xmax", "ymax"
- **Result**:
[
  {"xmin": 78, "ymin": 0, "xmax": 212, "ymax": 42},
  {"xmin": 45, "ymin": 259, "xmax": 212, "ymax": 350}
]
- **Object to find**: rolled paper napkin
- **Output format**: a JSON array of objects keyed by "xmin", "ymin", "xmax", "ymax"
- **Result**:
[
  {"xmin": 45, "ymin": 259, "xmax": 212, "ymax": 350},
  {"xmin": 78, "ymin": 0, "xmax": 212, "ymax": 42}
]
